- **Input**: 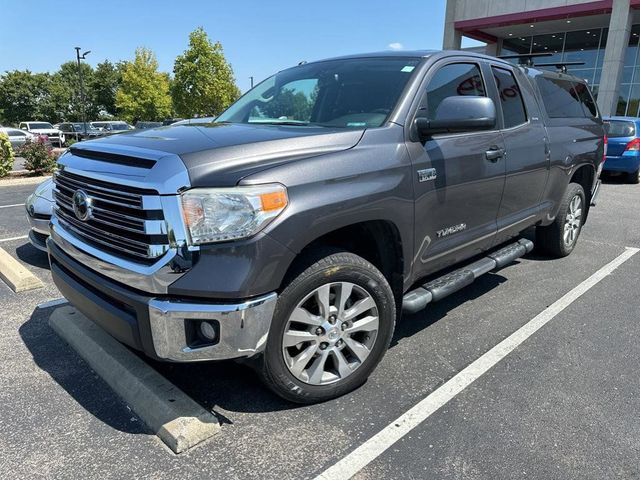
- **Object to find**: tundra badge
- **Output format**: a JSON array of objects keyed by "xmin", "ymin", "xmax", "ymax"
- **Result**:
[{"xmin": 417, "ymin": 168, "xmax": 437, "ymax": 182}]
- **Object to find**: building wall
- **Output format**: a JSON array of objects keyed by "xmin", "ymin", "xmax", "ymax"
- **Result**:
[{"xmin": 450, "ymin": 0, "xmax": 601, "ymax": 22}]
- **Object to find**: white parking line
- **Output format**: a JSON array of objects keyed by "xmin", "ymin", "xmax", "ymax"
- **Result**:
[
  {"xmin": 314, "ymin": 247, "xmax": 640, "ymax": 480},
  {"xmin": 0, "ymin": 235, "xmax": 28, "ymax": 243},
  {"xmin": 0, "ymin": 203, "xmax": 24, "ymax": 209}
]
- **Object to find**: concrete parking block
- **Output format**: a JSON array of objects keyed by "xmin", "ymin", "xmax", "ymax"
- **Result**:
[
  {"xmin": 0, "ymin": 247, "xmax": 43, "ymax": 292},
  {"xmin": 49, "ymin": 306, "xmax": 220, "ymax": 454}
]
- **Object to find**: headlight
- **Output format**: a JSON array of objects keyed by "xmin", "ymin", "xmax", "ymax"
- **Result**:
[
  {"xmin": 181, "ymin": 184, "xmax": 288, "ymax": 245},
  {"xmin": 34, "ymin": 178, "xmax": 52, "ymax": 198}
]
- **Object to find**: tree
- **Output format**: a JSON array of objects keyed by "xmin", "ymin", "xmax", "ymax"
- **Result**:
[
  {"xmin": 91, "ymin": 60, "xmax": 122, "ymax": 116},
  {"xmin": 0, "ymin": 70, "xmax": 50, "ymax": 124},
  {"xmin": 172, "ymin": 27, "xmax": 240, "ymax": 118},
  {"xmin": 260, "ymin": 88, "xmax": 314, "ymax": 121},
  {"xmin": 116, "ymin": 48, "xmax": 172, "ymax": 122},
  {"xmin": 39, "ymin": 61, "xmax": 97, "ymax": 123}
]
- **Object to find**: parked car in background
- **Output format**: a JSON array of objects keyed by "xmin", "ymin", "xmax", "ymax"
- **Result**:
[
  {"xmin": 0, "ymin": 127, "xmax": 42, "ymax": 150},
  {"xmin": 163, "ymin": 118, "xmax": 184, "ymax": 125},
  {"xmin": 603, "ymin": 116, "xmax": 640, "ymax": 183},
  {"xmin": 58, "ymin": 122, "xmax": 103, "ymax": 142},
  {"xmin": 25, "ymin": 178, "xmax": 54, "ymax": 252},
  {"xmin": 19, "ymin": 121, "xmax": 63, "ymax": 146},
  {"xmin": 91, "ymin": 121, "xmax": 134, "ymax": 135},
  {"xmin": 135, "ymin": 121, "xmax": 163, "ymax": 130}
]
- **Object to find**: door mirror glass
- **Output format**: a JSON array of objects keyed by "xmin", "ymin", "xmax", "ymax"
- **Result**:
[{"xmin": 415, "ymin": 96, "xmax": 496, "ymax": 138}]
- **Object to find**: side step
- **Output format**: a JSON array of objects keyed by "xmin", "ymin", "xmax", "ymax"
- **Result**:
[{"xmin": 402, "ymin": 238, "xmax": 534, "ymax": 314}]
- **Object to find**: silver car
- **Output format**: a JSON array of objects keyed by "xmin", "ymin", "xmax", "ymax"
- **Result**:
[
  {"xmin": 0, "ymin": 127, "xmax": 39, "ymax": 150},
  {"xmin": 25, "ymin": 178, "xmax": 54, "ymax": 252}
]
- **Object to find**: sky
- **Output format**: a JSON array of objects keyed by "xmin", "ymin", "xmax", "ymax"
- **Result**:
[{"xmin": 0, "ymin": 0, "xmax": 482, "ymax": 92}]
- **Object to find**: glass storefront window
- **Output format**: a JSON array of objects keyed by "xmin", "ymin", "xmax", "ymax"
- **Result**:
[
  {"xmin": 617, "ymin": 84, "xmax": 631, "ymax": 116},
  {"xmin": 563, "ymin": 29, "xmax": 601, "ymax": 69},
  {"xmin": 627, "ymin": 84, "xmax": 640, "ymax": 117},
  {"xmin": 501, "ymin": 36, "xmax": 532, "ymax": 56},
  {"xmin": 532, "ymin": 33, "xmax": 564, "ymax": 64}
]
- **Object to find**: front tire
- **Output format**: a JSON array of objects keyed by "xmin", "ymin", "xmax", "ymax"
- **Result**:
[
  {"xmin": 536, "ymin": 182, "xmax": 586, "ymax": 257},
  {"xmin": 258, "ymin": 251, "xmax": 396, "ymax": 404}
]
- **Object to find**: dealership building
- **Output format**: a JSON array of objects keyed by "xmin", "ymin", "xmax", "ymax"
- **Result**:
[{"xmin": 443, "ymin": 0, "xmax": 640, "ymax": 117}]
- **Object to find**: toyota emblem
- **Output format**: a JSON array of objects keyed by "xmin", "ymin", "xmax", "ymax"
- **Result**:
[{"xmin": 72, "ymin": 190, "xmax": 93, "ymax": 222}]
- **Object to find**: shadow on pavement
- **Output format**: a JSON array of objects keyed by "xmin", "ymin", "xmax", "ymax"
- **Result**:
[
  {"xmin": 19, "ymin": 306, "xmax": 149, "ymax": 435},
  {"xmin": 15, "ymin": 243, "xmax": 50, "ymax": 270},
  {"xmin": 20, "ymin": 257, "xmax": 515, "ymax": 428}
]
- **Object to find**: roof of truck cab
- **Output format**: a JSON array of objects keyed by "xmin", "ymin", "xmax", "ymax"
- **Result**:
[{"xmin": 298, "ymin": 50, "xmax": 438, "ymax": 64}]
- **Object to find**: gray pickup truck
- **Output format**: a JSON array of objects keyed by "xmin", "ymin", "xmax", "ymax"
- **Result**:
[{"xmin": 48, "ymin": 50, "xmax": 605, "ymax": 403}]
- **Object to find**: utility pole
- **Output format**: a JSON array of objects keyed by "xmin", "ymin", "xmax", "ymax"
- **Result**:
[
  {"xmin": 75, "ymin": 47, "xmax": 91, "ymax": 137},
  {"xmin": 249, "ymin": 76, "xmax": 254, "ymax": 89}
]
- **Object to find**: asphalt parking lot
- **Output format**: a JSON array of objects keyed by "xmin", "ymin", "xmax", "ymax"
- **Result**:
[{"xmin": 0, "ymin": 176, "xmax": 639, "ymax": 480}]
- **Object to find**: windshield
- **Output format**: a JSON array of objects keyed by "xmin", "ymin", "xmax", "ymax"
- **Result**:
[
  {"xmin": 217, "ymin": 57, "xmax": 421, "ymax": 128},
  {"xmin": 29, "ymin": 122, "xmax": 53, "ymax": 129},
  {"xmin": 111, "ymin": 122, "xmax": 130, "ymax": 130},
  {"xmin": 73, "ymin": 123, "xmax": 97, "ymax": 131}
]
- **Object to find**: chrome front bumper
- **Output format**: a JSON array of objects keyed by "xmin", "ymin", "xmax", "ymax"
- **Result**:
[
  {"xmin": 149, "ymin": 294, "xmax": 277, "ymax": 361},
  {"xmin": 48, "ymin": 236, "xmax": 278, "ymax": 362}
]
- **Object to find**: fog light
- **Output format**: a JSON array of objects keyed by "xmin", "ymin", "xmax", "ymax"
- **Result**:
[{"xmin": 200, "ymin": 321, "xmax": 217, "ymax": 341}]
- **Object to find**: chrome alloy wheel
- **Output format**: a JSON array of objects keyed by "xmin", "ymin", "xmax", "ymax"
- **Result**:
[
  {"xmin": 281, "ymin": 282, "xmax": 379, "ymax": 385},
  {"xmin": 564, "ymin": 194, "xmax": 583, "ymax": 247}
]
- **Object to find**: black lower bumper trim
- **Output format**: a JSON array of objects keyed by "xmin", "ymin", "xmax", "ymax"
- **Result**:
[{"xmin": 48, "ymin": 239, "xmax": 159, "ymax": 358}]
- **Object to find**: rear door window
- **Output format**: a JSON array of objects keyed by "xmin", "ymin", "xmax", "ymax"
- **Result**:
[
  {"xmin": 606, "ymin": 120, "xmax": 636, "ymax": 137},
  {"xmin": 535, "ymin": 76, "xmax": 585, "ymax": 118},
  {"xmin": 492, "ymin": 66, "xmax": 527, "ymax": 128}
]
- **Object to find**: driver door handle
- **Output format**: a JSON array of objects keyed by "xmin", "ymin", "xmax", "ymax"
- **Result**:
[{"xmin": 485, "ymin": 147, "xmax": 505, "ymax": 162}]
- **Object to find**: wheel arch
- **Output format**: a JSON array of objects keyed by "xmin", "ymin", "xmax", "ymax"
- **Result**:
[
  {"xmin": 570, "ymin": 163, "xmax": 595, "ymax": 222},
  {"xmin": 278, "ymin": 220, "xmax": 406, "ymax": 309}
]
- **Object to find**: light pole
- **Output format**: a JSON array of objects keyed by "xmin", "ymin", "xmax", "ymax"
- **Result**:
[
  {"xmin": 249, "ymin": 76, "xmax": 254, "ymax": 89},
  {"xmin": 75, "ymin": 47, "xmax": 91, "ymax": 137}
]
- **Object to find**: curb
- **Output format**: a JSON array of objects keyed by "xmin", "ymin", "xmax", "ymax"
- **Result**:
[
  {"xmin": 49, "ymin": 306, "xmax": 221, "ymax": 453},
  {"xmin": 0, "ymin": 247, "xmax": 43, "ymax": 292},
  {"xmin": 0, "ymin": 175, "xmax": 52, "ymax": 187}
]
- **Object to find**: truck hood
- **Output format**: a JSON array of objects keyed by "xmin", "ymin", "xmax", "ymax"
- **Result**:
[{"xmin": 81, "ymin": 122, "xmax": 364, "ymax": 187}]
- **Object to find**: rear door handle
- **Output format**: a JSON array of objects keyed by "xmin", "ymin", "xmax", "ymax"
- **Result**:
[{"xmin": 485, "ymin": 147, "xmax": 505, "ymax": 162}]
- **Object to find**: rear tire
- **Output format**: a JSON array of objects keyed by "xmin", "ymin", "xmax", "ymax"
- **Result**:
[
  {"xmin": 257, "ymin": 250, "xmax": 396, "ymax": 404},
  {"xmin": 627, "ymin": 168, "xmax": 640, "ymax": 184},
  {"xmin": 536, "ymin": 182, "xmax": 585, "ymax": 258}
]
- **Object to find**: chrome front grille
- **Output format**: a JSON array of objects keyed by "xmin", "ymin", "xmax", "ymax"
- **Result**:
[{"xmin": 53, "ymin": 169, "xmax": 169, "ymax": 263}]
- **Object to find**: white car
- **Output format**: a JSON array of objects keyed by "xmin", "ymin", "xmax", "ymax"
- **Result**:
[
  {"xmin": 19, "ymin": 121, "xmax": 64, "ymax": 147},
  {"xmin": 25, "ymin": 178, "xmax": 54, "ymax": 252},
  {"xmin": 0, "ymin": 127, "xmax": 42, "ymax": 150}
]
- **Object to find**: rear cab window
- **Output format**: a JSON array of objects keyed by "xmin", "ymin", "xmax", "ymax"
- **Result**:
[{"xmin": 535, "ymin": 75, "xmax": 598, "ymax": 119}]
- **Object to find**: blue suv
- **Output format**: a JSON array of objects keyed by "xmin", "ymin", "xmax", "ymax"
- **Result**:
[{"xmin": 603, "ymin": 116, "xmax": 640, "ymax": 184}]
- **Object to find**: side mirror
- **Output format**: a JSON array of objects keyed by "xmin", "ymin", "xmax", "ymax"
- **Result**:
[{"xmin": 415, "ymin": 96, "xmax": 496, "ymax": 139}]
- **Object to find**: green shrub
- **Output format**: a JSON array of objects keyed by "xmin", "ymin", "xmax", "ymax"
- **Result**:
[
  {"xmin": 65, "ymin": 138, "xmax": 78, "ymax": 147},
  {"xmin": 0, "ymin": 132, "xmax": 15, "ymax": 177},
  {"xmin": 19, "ymin": 136, "xmax": 56, "ymax": 175}
]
